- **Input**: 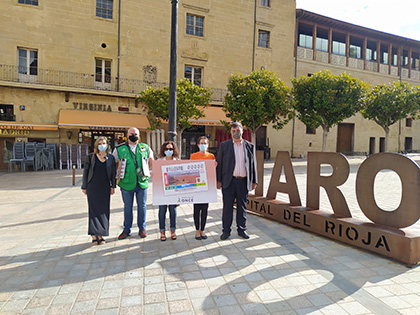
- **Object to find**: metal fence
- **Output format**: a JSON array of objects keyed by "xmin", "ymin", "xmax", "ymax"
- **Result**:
[{"xmin": 0, "ymin": 64, "xmax": 228, "ymax": 102}]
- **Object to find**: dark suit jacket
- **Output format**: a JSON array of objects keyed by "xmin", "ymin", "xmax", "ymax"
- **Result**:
[
  {"xmin": 81, "ymin": 153, "xmax": 116, "ymax": 190},
  {"xmin": 216, "ymin": 139, "xmax": 257, "ymax": 191}
]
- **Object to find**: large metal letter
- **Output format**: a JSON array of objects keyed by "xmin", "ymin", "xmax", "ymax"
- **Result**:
[
  {"xmin": 266, "ymin": 151, "xmax": 301, "ymax": 205},
  {"xmin": 356, "ymin": 153, "xmax": 420, "ymax": 228},
  {"xmin": 307, "ymin": 152, "xmax": 351, "ymax": 217}
]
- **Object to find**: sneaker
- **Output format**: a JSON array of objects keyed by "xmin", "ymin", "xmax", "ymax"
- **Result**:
[
  {"xmin": 139, "ymin": 229, "xmax": 148, "ymax": 238},
  {"xmin": 118, "ymin": 231, "xmax": 130, "ymax": 240}
]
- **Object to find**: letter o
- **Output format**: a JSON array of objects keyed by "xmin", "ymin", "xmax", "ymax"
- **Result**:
[{"xmin": 356, "ymin": 153, "xmax": 420, "ymax": 228}]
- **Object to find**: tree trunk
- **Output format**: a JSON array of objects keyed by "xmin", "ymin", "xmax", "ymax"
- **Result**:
[
  {"xmin": 385, "ymin": 128, "xmax": 389, "ymax": 152},
  {"xmin": 251, "ymin": 128, "xmax": 257, "ymax": 144},
  {"xmin": 322, "ymin": 126, "xmax": 329, "ymax": 152}
]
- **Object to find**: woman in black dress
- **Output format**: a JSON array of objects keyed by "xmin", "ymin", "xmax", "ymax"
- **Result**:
[{"xmin": 82, "ymin": 136, "xmax": 116, "ymax": 244}]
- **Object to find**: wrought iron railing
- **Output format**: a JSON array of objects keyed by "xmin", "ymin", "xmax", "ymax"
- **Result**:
[{"xmin": 0, "ymin": 64, "xmax": 228, "ymax": 102}]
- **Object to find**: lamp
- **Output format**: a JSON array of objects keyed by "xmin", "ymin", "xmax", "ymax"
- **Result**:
[{"xmin": 66, "ymin": 130, "xmax": 73, "ymax": 140}]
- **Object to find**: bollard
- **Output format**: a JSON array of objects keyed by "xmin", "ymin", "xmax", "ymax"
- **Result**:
[{"xmin": 72, "ymin": 165, "xmax": 76, "ymax": 186}]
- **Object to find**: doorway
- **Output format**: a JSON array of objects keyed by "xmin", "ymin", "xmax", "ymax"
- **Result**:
[
  {"xmin": 379, "ymin": 137, "xmax": 385, "ymax": 152},
  {"xmin": 369, "ymin": 137, "xmax": 375, "ymax": 155},
  {"xmin": 336, "ymin": 123, "xmax": 354, "ymax": 154}
]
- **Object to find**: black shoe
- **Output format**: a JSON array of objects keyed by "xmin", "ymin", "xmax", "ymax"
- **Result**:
[
  {"xmin": 238, "ymin": 230, "xmax": 250, "ymax": 239},
  {"xmin": 220, "ymin": 233, "xmax": 230, "ymax": 240},
  {"xmin": 195, "ymin": 236, "xmax": 202, "ymax": 240}
]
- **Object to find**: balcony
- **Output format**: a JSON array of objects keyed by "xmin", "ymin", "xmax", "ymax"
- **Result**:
[{"xmin": 0, "ymin": 64, "xmax": 227, "ymax": 102}]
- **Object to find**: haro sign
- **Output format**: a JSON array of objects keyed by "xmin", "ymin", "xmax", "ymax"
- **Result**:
[{"xmin": 247, "ymin": 151, "xmax": 420, "ymax": 265}]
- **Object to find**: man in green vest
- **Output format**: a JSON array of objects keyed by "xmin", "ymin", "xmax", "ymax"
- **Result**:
[{"xmin": 113, "ymin": 127, "xmax": 154, "ymax": 239}]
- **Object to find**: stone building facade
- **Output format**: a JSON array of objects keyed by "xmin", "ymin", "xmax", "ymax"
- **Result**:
[
  {"xmin": 0, "ymin": 0, "xmax": 296, "ymax": 169},
  {"xmin": 1, "ymin": 0, "xmax": 420, "ymax": 170}
]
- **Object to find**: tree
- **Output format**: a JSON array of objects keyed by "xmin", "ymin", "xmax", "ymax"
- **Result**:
[
  {"xmin": 223, "ymin": 69, "xmax": 293, "ymax": 144},
  {"xmin": 291, "ymin": 70, "xmax": 367, "ymax": 152},
  {"xmin": 137, "ymin": 78, "xmax": 212, "ymax": 152},
  {"xmin": 361, "ymin": 81, "xmax": 420, "ymax": 152}
]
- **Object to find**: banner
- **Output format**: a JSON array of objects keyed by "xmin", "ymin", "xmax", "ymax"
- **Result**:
[{"xmin": 152, "ymin": 159, "xmax": 218, "ymax": 205}]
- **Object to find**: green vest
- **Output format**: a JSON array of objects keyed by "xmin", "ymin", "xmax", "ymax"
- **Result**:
[{"xmin": 116, "ymin": 142, "xmax": 150, "ymax": 190}]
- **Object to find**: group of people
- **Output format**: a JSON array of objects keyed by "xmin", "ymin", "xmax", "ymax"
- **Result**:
[{"xmin": 81, "ymin": 122, "xmax": 257, "ymax": 244}]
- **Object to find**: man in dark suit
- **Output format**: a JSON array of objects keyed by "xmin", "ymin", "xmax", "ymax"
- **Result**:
[{"xmin": 216, "ymin": 122, "xmax": 257, "ymax": 240}]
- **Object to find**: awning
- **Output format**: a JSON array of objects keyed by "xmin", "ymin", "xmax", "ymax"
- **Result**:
[
  {"xmin": 188, "ymin": 106, "xmax": 231, "ymax": 126},
  {"xmin": 0, "ymin": 121, "xmax": 58, "ymax": 131},
  {"xmin": 58, "ymin": 110, "xmax": 150, "ymax": 130}
]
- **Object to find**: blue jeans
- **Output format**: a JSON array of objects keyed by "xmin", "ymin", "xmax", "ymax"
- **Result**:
[
  {"xmin": 121, "ymin": 184, "xmax": 147, "ymax": 234},
  {"xmin": 158, "ymin": 205, "xmax": 177, "ymax": 232}
]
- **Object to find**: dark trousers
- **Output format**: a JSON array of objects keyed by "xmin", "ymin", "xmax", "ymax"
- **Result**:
[
  {"xmin": 222, "ymin": 177, "xmax": 248, "ymax": 234},
  {"xmin": 194, "ymin": 203, "xmax": 209, "ymax": 231}
]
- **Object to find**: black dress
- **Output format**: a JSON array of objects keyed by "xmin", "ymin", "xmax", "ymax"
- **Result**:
[{"xmin": 87, "ymin": 155, "xmax": 110, "ymax": 236}]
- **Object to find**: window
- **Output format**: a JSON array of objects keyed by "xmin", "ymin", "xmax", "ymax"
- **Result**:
[
  {"xmin": 298, "ymin": 25, "xmax": 313, "ymax": 49},
  {"xmin": 184, "ymin": 66, "xmax": 202, "ymax": 87},
  {"xmin": 412, "ymin": 52, "xmax": 419, "ymax": 70},
  {"xmin": 349, "ymin": 37, "xmax": 363, "ymax": 59},
  {"xmin": 96, "ymin": 0, "xmax": 113, "ymax": 19},
  {"xmin": 18, "ymin": 48, "xmax": 38, "ymax": 83},
  {"xmin": 366, "ymin": 41, "xmax": 377, "ymax": 61},
  {"xmin": 18, "ymin": 0, "xmax": 38, "ymax": 5},
  {"xmin": 0, "ymin": 105, "xmax": 15, "ymax": 122},
  {"xmin": 402, "ymin": 50, "xmax": 409, "ymax": 68},
  {"xmin": 332, "ymin": 32, "xmax": 346, "ymax": 56},
  {"xmin": 260, "ymin": 0, "xmax": 270, "ymax": 7},
  {"xmin": 392, "ymin": 48, "xmax": 398, "ymax": 66},
  {"xmin": 406, "ymin": 118, "xmax": 412, "ymax": 127},
  {"xmin": 316, "ymin": 29, "xmax": 328, "ymax": 52},
  {"xmin": 258, "ymin": 30, "xmax": 270, "ymax": 48},
  {"xmin": 306, "ymin": 126, "xmax": 316, "ymax": 135},
  {"xmin": 186, "ymin": 14, "xmax": 204, "ymax": 37},
  {"xmin": 380, "ymin": 45, "xmax": 388, "ymax": 64},
  {"xmin": 95, "ymin": 58, "xmax": 112, "ymax": 90}
]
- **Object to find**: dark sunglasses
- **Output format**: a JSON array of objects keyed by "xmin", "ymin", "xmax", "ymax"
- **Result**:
[{"xmin": 165, "ymin": 148, "xmax": 174, "ymax": 151}]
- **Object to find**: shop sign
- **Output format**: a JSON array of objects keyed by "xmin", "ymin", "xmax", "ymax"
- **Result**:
[
  {"xmin": 73, "ymin": 102, "xmax": 112, "ymax": 112},
  {"xmin": 248, "ymin": 151, "xmax": 420, "ymax": 265},
  {"xmin": 0, "ymin": 125, "xmax": 34, "ymax": 130},
  {"xmin": 0, "ymin": 128, "xmax": 30, "ymax": 136},
  {"xmin": 87, "ymin": 126, "xmax": 126, "ymax": 131}
]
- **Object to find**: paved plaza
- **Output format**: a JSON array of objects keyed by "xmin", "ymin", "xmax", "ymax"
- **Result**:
[{"xmin": 1, "ymin": 154, "xmax": 420, "ymax": 315}]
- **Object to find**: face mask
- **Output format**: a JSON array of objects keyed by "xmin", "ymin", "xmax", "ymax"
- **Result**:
[
  {"xmin": 98, "ymin": 144, "xmax": 108, "ymax": 152},
  {"xmin": 128, "ymin": 135, "xmax": 139, "ymax": 143},
  {"xmin": 164, "ymin": 150, "xmax": 174, "ymax": 157},
  {"xmin": 232, "ymin": 131, "xmax": 242, "ymax": 139},
  {"xmin": 199, "ymin": 144, "xmax": 208, "ymax": 152}
]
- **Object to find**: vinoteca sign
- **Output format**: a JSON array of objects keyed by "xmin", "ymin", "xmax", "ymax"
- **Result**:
[{"xmin": 247, "ymin": 151, "xmax": 420, "ymax": 265}]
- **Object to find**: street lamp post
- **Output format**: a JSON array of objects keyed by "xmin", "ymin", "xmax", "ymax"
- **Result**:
[{"xmin": 168, "ymin": 0, "xmax": 178, "ymax": 143}]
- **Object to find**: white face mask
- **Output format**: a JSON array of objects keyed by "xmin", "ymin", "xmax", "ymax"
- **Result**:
[
  {"xmin": 199, "ymin": 144, "xmax": 208, "ymax": 152},
  {"xmin": 98, "ymin": 144, "xmax": 108, "ymax": 152},
  {"xmin": 164, "ymin": 150, "xmax": 174, "ymax": 157}
]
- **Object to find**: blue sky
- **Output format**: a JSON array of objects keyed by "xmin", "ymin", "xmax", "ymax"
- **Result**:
[{"xmin": 296, "ymin": 0, "xmax": 420, "ymax": 41}]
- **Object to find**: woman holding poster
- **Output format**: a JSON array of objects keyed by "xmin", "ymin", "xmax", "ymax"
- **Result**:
[
  {"xmin": 190, "ymin": 136, "xmax": 215, "ymax": 240},
  {"xmin": 158, "ymin": 141, "xmax": 180, "ymax": 241}
]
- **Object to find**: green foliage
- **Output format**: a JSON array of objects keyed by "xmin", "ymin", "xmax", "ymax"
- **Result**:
[
  {"xmin": 137, "ymin": 78, "xmax": 212, "ymax": 133},
  {"xmin": 291, "ymin": 69, "xmax": 367, "ymax": 131},
  {"xmin": 361, "ymin": 81, "xmax": 420, "ymax": 132},
  {"xmin": 223, "ymin": 69, "xmax": 293, "ymax": 133}
]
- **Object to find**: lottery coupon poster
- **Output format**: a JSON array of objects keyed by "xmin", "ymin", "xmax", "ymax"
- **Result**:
[{"xmin": 152, "ymin": 159, "xmax": 218, "ymax": 205}]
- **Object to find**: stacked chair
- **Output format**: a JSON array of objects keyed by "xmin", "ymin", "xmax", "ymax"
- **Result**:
[
  {"xmin": 9, "ymin": 142, "xmax": 26, "ymax": 172},
  {"xmin": 59, "ymin": 143, "xmax": 70, "ymax": 170}
]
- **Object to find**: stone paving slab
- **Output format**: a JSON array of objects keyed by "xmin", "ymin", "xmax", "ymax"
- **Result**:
[{"xmin": 0, "ymin": 155, "xmax": 420, "ymax": 314}]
